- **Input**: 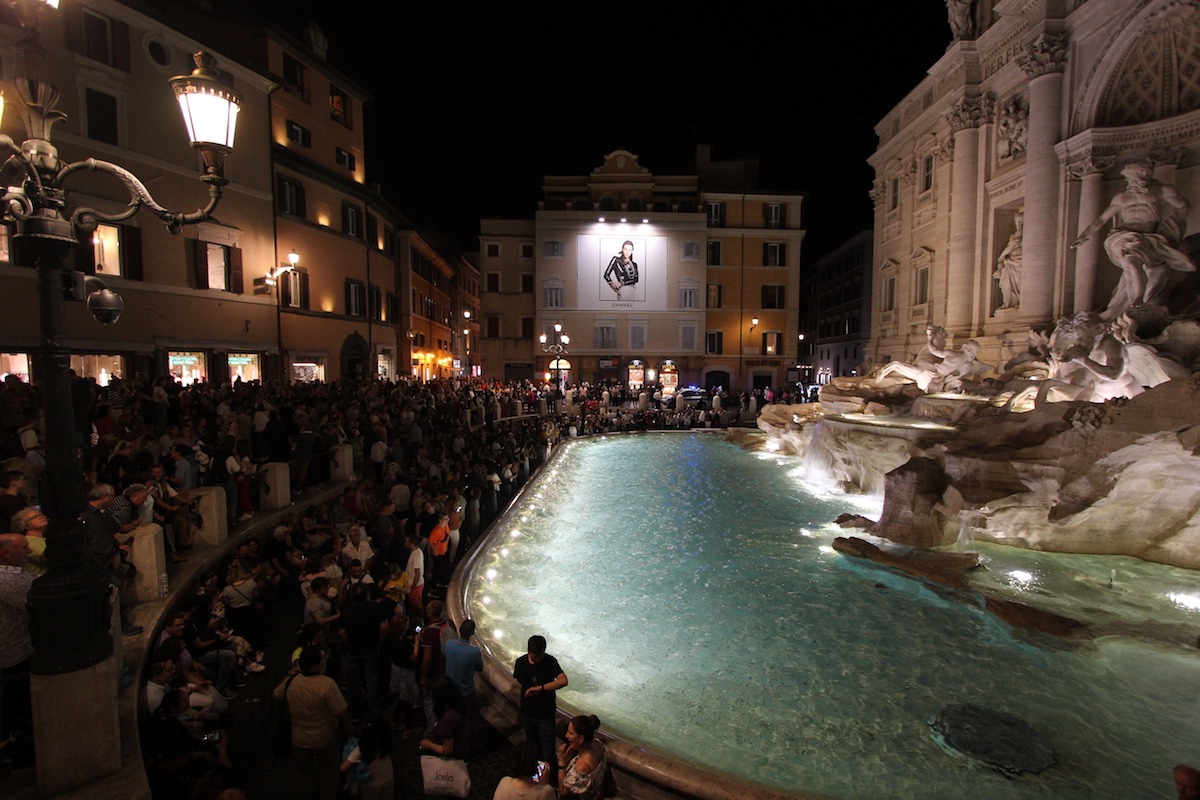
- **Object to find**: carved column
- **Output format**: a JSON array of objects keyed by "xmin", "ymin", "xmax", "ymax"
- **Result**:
[
  {"xmin": 945, "ymin": 95, "xmax": 988, "ymax": 334},
  {"xmin": 1068, "ymin": 156, "xmax": 1113, "ymax": 313},
  {"xmin": 1016, "ymin": 33, "xmax": 1069, "ymax": 326}
]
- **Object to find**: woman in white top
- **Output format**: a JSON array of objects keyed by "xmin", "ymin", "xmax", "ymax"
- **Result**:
[{"xmin": 557, "ymin": 714, "xmax": 607, "ymax": 800}]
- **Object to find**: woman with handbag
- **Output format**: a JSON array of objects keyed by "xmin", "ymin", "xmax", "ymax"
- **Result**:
[
  {"xmin": 419, "ymin": 681, "xmax": 472, "ymax": 797},
  {"xmin": 419, "ymin": 681, "xmax": 469, "ymax": 760}
]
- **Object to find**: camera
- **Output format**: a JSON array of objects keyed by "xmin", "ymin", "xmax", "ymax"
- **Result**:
[
  {"xmin": 86, "ymin": 287, "xmax": 124, "ymax": 325},
  {"xmin": 534, "ymin": 761, "xmax": 548, "ymax": 781}
]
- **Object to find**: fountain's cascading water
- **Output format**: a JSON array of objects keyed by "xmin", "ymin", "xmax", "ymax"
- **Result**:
[
  {"xmin": 802, "ymin": 413, "xmax": 957, "ymax": 496},
  {"xmin": 957, "ymin": 508, "xmax": 986, "ymax": 551}
]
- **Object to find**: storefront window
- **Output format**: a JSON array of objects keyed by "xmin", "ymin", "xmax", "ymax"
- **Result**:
[
  {"xmin": 1, "ymin": 353, "xmax": 30, "ymax": 382},
  {"xmin": 227, "ymin": 353, "xmax": 261, "ymax": 384},
  {"xmin": 659, "ymin": 361, "xmax": 679, "ymax": 396},
  {"xmin": 168, "ymin": 351, "xmax": 206, "ymax": 385},
  {"xmin": 627, "ymin": 360, "xmax": 645, "ymax": 391},
  {"xmin": 377, "ymin": 350, "xmax": 393, "ymax": 379},
  {"xmin": 70, "ymin": 354, "xmax": 125, "ymax": 386},
  {"xmin": 292, "ymin": 361, "xmax": 325, "ymax": 383}
]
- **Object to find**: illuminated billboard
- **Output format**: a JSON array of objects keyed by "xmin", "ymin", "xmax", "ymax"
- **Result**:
[{"xmin": 576, "ymin": 235, "xmax": 668, "ymax": 311}]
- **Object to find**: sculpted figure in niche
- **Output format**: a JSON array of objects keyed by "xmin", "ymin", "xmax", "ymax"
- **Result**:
[
  {"xmin": 994, "ymin": 210, "xmax": 1024, "ymax": 309},
  {"xmin": 945, "ymin": 0, "xmax": 975, "ymax": 38},
  {"xmin": 996, "ymin": 98, "xmax": 1028, "ymax": 161},
  {"xmin": 1071, "ymin": 161, "xmax": 1195, "ymax": 319}
]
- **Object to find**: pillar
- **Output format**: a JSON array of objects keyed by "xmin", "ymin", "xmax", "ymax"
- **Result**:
[
  {"xmin": 190, "ymin": 486, "xmax": 228, "ymax": 546},
  {"xmin": 1068, "ymin": 156, "xmax": 1113, "ymax": 314},
  {"xmin": 258, "ymin": 463, "xmax": 291, "ymax": 511},
  {"xmin": 331, "ymin": 443, "xmax": 354, "ymax": 483},
  {"xmin": 946, "ymin": 96, "xmax": 988, "ymax": 334},
  {"xmin": 31, "ymin": 654, "xmax": 122, "ymax": 794},
  {"xmin": 127, "ymin": 522, "xmax": 167, "ymax": 604},
  {"xmin": 1016, "ymin": 33, "xmax": 1069, "ymax": 327}
]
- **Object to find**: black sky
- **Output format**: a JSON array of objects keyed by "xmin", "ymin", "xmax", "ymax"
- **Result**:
[{"xmin": 223, "ymin": 3, "xmax": 953, "ymax": 259}]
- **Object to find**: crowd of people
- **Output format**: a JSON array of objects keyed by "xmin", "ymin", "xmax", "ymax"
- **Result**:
[
  {"xmin": 0, "ymin": 369, "xmax": 627, "ymax": 796},
  {"xmin": 3, "ymin": 369, "xmax": 1199, "ymax": 798}
]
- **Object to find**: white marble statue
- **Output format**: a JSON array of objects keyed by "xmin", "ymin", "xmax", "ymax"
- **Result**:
[
  {"xmin": 877, "ymin": 326, "xmax": 991, "ymax": 393},
  {"xmin": 1026, "ymin": 311, "xmax": 1183, "ymax": 405},
  {"xmin": 945, "ymin": 0, "xmax": 975, "ymax": 38},
  {"xmin": 1071, "ymin": 161, "xmax": 1195, "ymax": 319},
  {"xmin": 994, "ymin": 210, "xmax": 1024, "ymax": 309}
]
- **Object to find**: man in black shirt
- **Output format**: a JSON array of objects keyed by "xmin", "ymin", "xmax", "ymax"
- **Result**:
[
  {"xmin": 513, "ymin": 634, "xmax": 568, "ymax": 786},
  {"xmin": 81, "ymin": 483, "xmax": 142, "ymax": 635}
]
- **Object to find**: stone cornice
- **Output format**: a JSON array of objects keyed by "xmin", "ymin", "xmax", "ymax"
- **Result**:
[{"xmin": 1055, "ymin": 107, "xmax": 1200, "ymax": 168}]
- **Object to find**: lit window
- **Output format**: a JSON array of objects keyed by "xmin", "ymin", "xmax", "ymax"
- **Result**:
[
  {"xmin": 286, "ymin": 120, "xmax": 311, "ymax": 147},
  {"xmin": 92, "ymin": 224, "xmax": 122, "ymax": 276}
]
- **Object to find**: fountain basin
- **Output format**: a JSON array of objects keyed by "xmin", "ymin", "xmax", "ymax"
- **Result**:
[{"xmin": 453, "ymin": 432, "xmax": 1200, "ymax": 800}]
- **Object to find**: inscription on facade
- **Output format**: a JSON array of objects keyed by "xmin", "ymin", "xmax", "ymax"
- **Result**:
[{"xmin": 984, "ymin": 42, "xmax": 1025, "ymax": 79}]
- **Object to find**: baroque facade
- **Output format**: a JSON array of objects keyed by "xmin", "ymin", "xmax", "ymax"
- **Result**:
[{"xmin": 869, "ymin": 0, "xmax": 1200, "ymax": 365}]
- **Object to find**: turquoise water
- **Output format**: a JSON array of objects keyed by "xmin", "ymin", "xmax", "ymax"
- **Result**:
[{"xmin": 463, "ymin": 433, "xmax": 1200, "ymax": 799}]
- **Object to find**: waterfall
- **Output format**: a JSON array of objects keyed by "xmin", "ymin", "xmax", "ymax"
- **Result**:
[{"xmin": 956, "ymin": 509, "xmax": 985, "ymax": 551}]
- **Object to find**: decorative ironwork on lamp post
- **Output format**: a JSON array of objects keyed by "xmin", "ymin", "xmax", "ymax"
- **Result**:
[
  {"xmin": 540, "ymin": 323, "xmax": 569, "ymax": 410},
  {"xmin": 1, "ymin": 29, "xmax": 242, "ymax": 673}
]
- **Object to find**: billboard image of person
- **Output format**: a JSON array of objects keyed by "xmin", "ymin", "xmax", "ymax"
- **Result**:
[{"xmin": 603, "ymin": 240, "xmax": 642, "ymax": 301}]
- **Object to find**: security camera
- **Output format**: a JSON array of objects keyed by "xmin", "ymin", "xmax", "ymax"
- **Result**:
[{"xmin": 87, "ymin": 287, "xmax": 124, "ymax": 325}]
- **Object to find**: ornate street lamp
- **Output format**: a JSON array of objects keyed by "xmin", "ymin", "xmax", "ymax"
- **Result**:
[
  {"xmin": 1, "ymin": 43, "xmax": 241, "ymax": 674},
  {"xmin": 540, "ymin": 323, "xmax": 569, "ymax": 409}
]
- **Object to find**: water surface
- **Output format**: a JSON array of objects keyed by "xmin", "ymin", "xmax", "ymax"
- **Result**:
[{"xmin": 464, "ymin": 433, "xmax": 1200, "ymax": 799}]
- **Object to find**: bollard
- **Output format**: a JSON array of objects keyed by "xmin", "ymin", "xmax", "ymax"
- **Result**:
[
  {"xmin": 126, "ymin": 522, "xmax": 167, "ymax": 603},
  {"xmin": 331, "ymin": 443, "xmax": 354, "ymax": 482},
  {"xmin": 190, "ymin": 486, "xmax": 229, "ymax": 547},
  {"xmin": 259, "ymin": 462, "xmax": 291, "ymax": 510}
]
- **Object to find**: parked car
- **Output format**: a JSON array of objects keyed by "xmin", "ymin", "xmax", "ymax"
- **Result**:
[{"xmin": 677, "ymin": 387, "xmax": 709, "ymax": 406}]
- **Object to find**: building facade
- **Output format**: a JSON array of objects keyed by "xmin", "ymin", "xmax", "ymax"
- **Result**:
[
  {"xmin": 869, "ymin": 0, "xmax": 1200, "ymax": 367},
  {"xmin": 0, "ymin": 0, "xmax": 277, "ymax": 386},
  {"xmin": 509, "ymin": 149, "xmax": 804, "ymax": 394},
  {"xmin": 477, "ymin": 218, "xmax": 537, "ymax": 382},
  {"xmin": 0, "ymin": 1, "xmax": 476, "ymax": 389},
  {"xmin": 808, "ymin": 231, "xmax": 873, "ymax": 383},
  {"xmin": 202, "ymin": 12, "xmax": 410, "ymax": 383}
]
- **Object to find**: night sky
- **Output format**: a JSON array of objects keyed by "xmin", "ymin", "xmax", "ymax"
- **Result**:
[{"xmin": 219, "ymin": 2, "xmax": 953, "ymax": 259}]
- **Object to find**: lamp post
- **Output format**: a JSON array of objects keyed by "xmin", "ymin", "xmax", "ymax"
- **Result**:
[
  {"xmin": 1, "ymin": 37, "xmax": 240, "ymax": 683},
  {"xmin": 265, "ymin": 249, "xmax": 299, "ymax": 381},
  {"xmin": 461, "ymin": 309, "xmax": 471, "ymax": 378},
  {"xmin": 539, "ymin": 323, "xmax": 569, "ymax": 411}
]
